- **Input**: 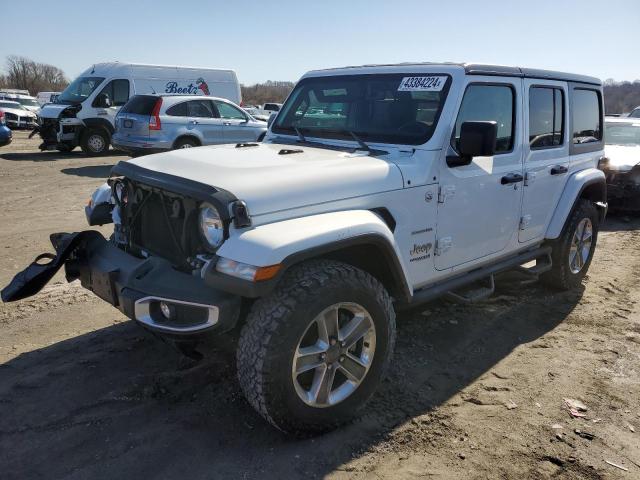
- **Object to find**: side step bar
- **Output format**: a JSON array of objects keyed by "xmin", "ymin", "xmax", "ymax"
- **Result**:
[{"xmin": 402, "ymin": 246, "xmax": 552, "ymax": 309}]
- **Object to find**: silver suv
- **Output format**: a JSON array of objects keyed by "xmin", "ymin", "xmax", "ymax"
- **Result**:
[{"xmin": 112, "ymin": 95, "xmax": 267, "ymax": 155}]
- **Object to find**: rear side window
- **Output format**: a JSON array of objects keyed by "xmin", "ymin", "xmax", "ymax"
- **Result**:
[
  {"xmin": 187, "ymin": 100, "xmax": 216, "ymax": 118},
  {"xmin": 120, "ymin": 95, "xmax": 158, "ymax": 115},
  {"xmin": 166, "ymin": 102, "xmax": 188, "ymax": 116},
  {"xmin": 628, "ymin": 108, "xmax": 640, "ymax": 119},
  {"xmin": 529, "ymin": 87, "xmax": 564, "ymax": 149},
  {"xmin": 572, "ymin": 89, "xmax": 602, "ymax": 144},
  {"xmin": 453, "ymin": 84, "xmax": 515, "ymax": 153}
]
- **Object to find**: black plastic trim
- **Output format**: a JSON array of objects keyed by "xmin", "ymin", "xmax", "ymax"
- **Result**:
[
  {"xmin": 110, "ymin": 161, "xmax": 238, "ymax": 223},
  {"xmin": 203, "ymin": 234, "xmax": 411, "ymax": 302}
]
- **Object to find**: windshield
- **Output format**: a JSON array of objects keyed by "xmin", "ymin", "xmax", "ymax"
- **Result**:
[
  {"xmin": 17, "ymin": 98, "xmax": 39, "ymax": 107},
  {"xmin": 605, "ymin": 122, "xmax": 640, "ymax": 146},
  {"xmin": 273, "ymin": 73, "xmax": 450, "ymax": 145},
  {"xmin": 58, "ymin": 76, "xmax": 105, "ymax": 104}
]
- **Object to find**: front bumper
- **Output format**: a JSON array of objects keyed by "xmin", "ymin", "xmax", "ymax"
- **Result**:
[{"xmin": 67, "ymin": 233, "xmax": 242, "ymax": 336}]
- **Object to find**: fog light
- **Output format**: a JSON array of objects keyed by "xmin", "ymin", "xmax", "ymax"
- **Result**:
[{"xmin": 159, "ymin": 301, "xmax": 175, "ymax": 320}]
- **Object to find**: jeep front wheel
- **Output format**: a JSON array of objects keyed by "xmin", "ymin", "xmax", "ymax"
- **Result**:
[
  {"xmin": 542, "ymin": 199, "xmax": 599, "ymax": 290},
  {"xmin": 236, "ymin": 260, "xmax": 396, "ymax": 434}
]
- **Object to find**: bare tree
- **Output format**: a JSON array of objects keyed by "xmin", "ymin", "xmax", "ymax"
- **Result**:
[
  {"xmin": 3, "ymin": 55, "xmax": 68, "ymax": 94},
  {"xmin": 241, "ymin": 80, "xmax": 295, "ymax": 106}
]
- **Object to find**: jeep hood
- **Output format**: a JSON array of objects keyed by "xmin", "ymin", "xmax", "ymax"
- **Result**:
[
  {"xmin": 604, "ymin": 144, "xmax": 640, "ymax": 172},
  {"xmin": 127, "ymin": 143, "xmax": 404, "ymax": 216}
]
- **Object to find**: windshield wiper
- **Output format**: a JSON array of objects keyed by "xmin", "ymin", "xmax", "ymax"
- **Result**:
[
  {"xmin": 346, "ymin": 130, "xmax": 371, "ymax": 152},
  {"xmin": 293, "ymin": 126, "xmax": 306, "ymax": 143}
]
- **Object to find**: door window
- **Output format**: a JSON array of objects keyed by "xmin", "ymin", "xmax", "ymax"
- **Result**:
[
  {"xmin": 165, "ymin": 102, "xmax": 188, "ymax": 116},
  {"xmin": 92, "ymin": 79, "xmax": 130, "ymax": 107},
  {"xmin": 215, "ymin": 101, "xmax": 247, "ymax": 120},
  {"xmin": 572, "ymin": 89, "xmax": 602, "ymax": 144},
  {"xmin": 529, "ymin": 87, "xmax": 564, "ymax": 149},
  {"xmin": 187, "ymin": 100, "xmax": 216, "ymax": 118},
  {"xmin": 453, "ymin": 84, "xmax": 515, "ymax": 153}
]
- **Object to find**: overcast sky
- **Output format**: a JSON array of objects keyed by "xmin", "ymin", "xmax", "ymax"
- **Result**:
[{"xmin": 2, "ymin": 0, "xmax": 639, "ymax": 85}]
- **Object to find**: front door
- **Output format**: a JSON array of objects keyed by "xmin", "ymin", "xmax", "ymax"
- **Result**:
[
  {"xmin": 214, "ymin": 100, "xmax": 255, "ymax": 143},
  {"xmin": 435, "ymin": 78, "xmax": 524, "ymax": 270},
  {"xmin": 519, "ymin": 80, "xmax": 570, "ymax": 242}
]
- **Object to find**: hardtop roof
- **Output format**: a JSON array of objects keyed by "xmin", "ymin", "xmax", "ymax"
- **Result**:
[{"xmin": 309, "ymin": 62, "xmax": 601, "ymax": 86}]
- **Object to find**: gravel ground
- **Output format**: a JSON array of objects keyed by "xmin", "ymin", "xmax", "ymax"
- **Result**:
[{"xmin": 0, "ymin": 131, "xmax": 639, "ymax": 479}]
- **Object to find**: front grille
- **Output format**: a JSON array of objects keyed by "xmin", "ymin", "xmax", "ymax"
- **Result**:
[
  {"xmin": 5, "ymin": 112, "xmax": 17, "ymax": 121},
  {"xmin": 127, "ymin": 184, "xmax": 201, "ymax": 268}
]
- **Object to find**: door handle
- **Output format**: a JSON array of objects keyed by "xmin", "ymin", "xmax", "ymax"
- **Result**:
[
  {"xmin": 189, "ymin": 120, "xmax": 199, "ymax": 125},
  {"xmin": 550, "ymin": 165, "xmax": 568, "ymax": 175},
  {"xmin": 223, "ymin": 122, "xmax": 231, "ymax": 126},
  {"xmin": 501, "ymin": 173, "xmax": 524, "ymax": 185}
]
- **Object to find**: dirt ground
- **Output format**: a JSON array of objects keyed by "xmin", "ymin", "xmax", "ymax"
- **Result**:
[{"xmin": 0, "ymin": 131, "xmax": 639, "ymax": 479}]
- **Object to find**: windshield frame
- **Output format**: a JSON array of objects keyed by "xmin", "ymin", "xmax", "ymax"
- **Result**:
[
  {"xmin": 57, "ymin": 76, "xmax": 105, "ymax": 105},
  {"xmin": 272, "ymin": 73, "xmax": 452, "ymax": 146},
  {"xmin": 604, "ymin": 121, "xmax": 640, "ymax": 146}
]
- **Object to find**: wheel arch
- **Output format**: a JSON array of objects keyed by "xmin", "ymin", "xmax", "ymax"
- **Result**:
[
  {"xmin": 82, "ymin": 117, "xmax": 114, "ymax": 136},
  {"xmin": 546, "ymin": 168, "xmax": 607, "ymax": 240},
  {"xmin": 172, "ymin": 134, "xmax": 202, "ymax": 149},
  {"xmin": 206, "ymin": 210, "xmax": 412, "ymax": 302}
]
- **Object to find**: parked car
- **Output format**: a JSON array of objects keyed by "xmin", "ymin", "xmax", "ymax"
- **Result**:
[
  {"xmin": 0, "ymin": 93, "xmax": 41, "ymax": 113},
  {"xmin": 600, "ymin": 118, "xmax": 640, "ymax": 211},
  {"xmin": 36, "ymin": 91, "xmax": 61, "ymax": 106},
  {"xmin": 34, "ymin": 62, "xmax": 242, "ymax": 155},
  {"xmin": 0, "ymin": 100, "xmax": 38, "ymax": 129},
  {"xmin": 242, "ymin": 106, "xmax": 269, "ymax": 122},
  {"xmin": 0, "ymin": 111, "xmax": 12, "ymax": 146},
  {"xmin": 262, "ymin": 102, "xmax": 282, "ymax": 113},
  {"xmin": 629, "ymin": 106, "xmax": 640, "ymax": 118},
  {"xmin": 112, "ymin": 95, "xmax": 267, "ymax": 155},
  {"xmin": 3, "ymin": 62, "xmax": 607, "ymax": 435}
]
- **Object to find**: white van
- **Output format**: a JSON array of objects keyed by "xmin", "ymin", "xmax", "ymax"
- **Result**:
[{"xmin": 35, "ymin": 62, "xmax": 241, "ymax": 155}]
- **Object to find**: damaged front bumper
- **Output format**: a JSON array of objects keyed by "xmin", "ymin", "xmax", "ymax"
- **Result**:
[
  {"xmin": 2, "ymin": 231, "xmax": 241, "ymax": 336},
  {"xmin": 605, "ymin": 167, "xmax": 640, "ymax": 211}
]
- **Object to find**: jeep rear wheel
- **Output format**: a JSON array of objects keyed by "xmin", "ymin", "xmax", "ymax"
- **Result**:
[
  {"xmin": 542, "ymin": 199, "xmax": 599, "ymax": 290},
  {"xmin": 236, "ymin": 260, "xmax": 396, "ymax": 434}
]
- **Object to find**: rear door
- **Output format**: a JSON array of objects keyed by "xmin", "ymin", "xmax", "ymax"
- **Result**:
[
  {"xmin": 186, "ymin": 100, "xmax": 225, "ymax": 144},
  {"xmin": 435, "ymin": 78, "xmax": 524, "ymax": 270},
  {"xmin": 214, "ymin": 100, "xmax": 259, "ymax": 143},
  {"xmin": 519, "ymin": 80, "xmax": 569, "ymax": 242}
]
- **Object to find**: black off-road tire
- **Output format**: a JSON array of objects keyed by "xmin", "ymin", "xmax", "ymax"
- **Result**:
[
  {"xmin": 541, "ymin": 199, "xmax": 599, "ymax": 290},
  {"xmin": 80, "ymin": 128, "xmax": 110, "ymax": 155},
  {"xmin": 236, "ymin": 259, "xmax": 396, "ymax": 435}
]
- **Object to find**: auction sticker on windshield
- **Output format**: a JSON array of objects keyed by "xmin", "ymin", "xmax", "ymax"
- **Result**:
[{"xmin": 398, "ymin": 76, "xmax": 447, "ymax": 91}]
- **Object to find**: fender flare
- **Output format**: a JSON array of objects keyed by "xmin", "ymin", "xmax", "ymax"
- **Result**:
[
  {"xmin": 205, "ymin": 210, "xmax": 411, "ymax": 301},
  {"xmin": 546, "ymin": 168, "xmax": 607, "ymax": 239}
]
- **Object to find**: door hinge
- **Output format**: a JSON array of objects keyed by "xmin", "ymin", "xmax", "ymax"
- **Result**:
[
  {"xmin": 435, "ymin": 237, "xmax": 453, "ymax": 256},
  {"xmin": 438, "ymin": 185, "xmax": 456, "ymax": 204},
  {"xmin": 524, "ymin": 171, "xmax": 536, "ymax": 186},
  {"xmin": 519, "ymin": 215, "xmax": 532, "ymax": 230}
]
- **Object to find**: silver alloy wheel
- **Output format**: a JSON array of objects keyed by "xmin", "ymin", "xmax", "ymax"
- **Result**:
[
  {"xmin": 292, "ymin": 302, "xmax": 376, "ymax": 408},
  {"xmin": 179, "ymin": 143, "xmax": 193, "ymax": 149},
  {"xmin": 569, "ymin": 217, "xmax": 593, "ymax": 274},
  {"xmin": 87, "ymin": 134, "xmax": 105, "ymax": 153}
]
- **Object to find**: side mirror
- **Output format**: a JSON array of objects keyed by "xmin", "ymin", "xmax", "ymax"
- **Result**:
[
  {"xmin": 267, "ymin": 111, "xmax": 277, "ymax": 128},
  {"xmin": 96, "ymin": 93, "xmax": 112, "ymax": 108},
  {"xmin": 448, "ymin": 121, "xmax": 497, "ymax": 168}
]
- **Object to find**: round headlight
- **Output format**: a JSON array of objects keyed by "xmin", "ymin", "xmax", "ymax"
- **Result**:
[{"xmin": 199, "ymin": 203, "xmax": 224, "ymax": 249}]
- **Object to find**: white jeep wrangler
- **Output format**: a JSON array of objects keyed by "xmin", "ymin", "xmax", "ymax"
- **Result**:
[{"xmin": 3, "ymin": 63, "xmax": 607, "ymax": 434}]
